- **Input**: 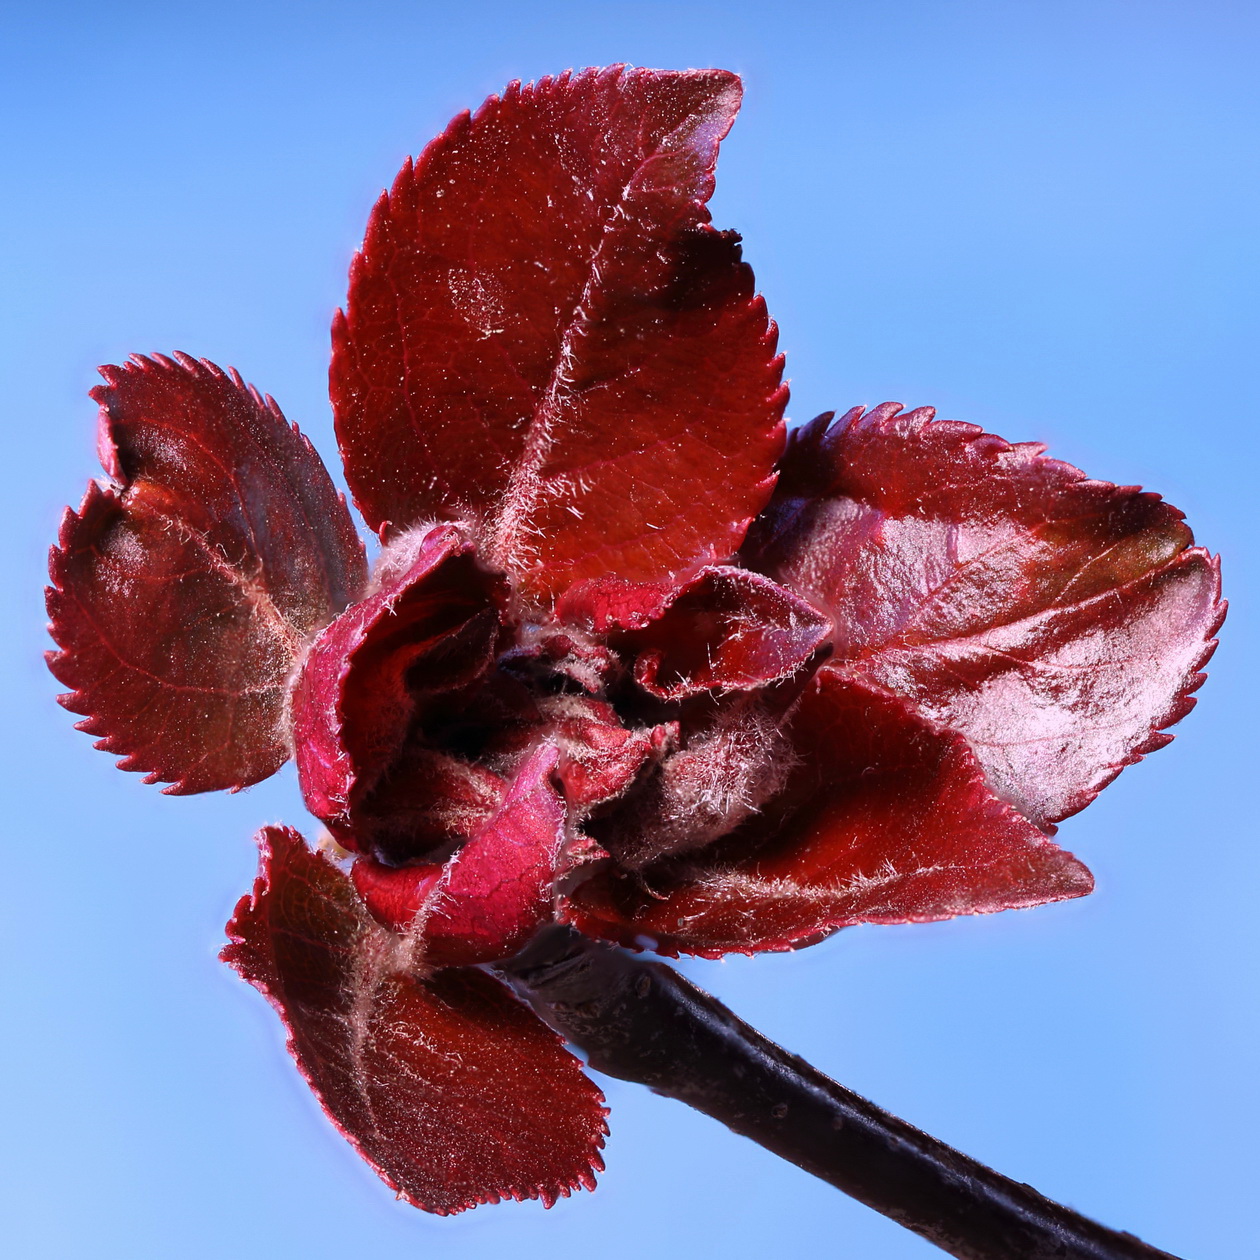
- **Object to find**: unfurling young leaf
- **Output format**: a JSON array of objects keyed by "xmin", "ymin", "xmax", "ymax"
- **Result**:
[{"xmin": 47, "ymin": 64, "xmax": 1221, "ymax": 1248}]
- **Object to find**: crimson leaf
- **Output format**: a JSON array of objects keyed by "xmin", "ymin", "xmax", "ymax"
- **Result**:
[
  {"xmin": 47, "ymin": 354, "xmax": 366, "ymax": 793},
  {"xmin": 620, "ymin": 565, "xmax": 832, "ymax": 698},
  {"xmin": 744, "ymin": 404, "xmax": 1224, "ymax": 827},
  {"xmin": 290, "ymin": 523, "xmax": 507, "ymax": 859},
  {"xmin": 331, "ymin": 65, "xmax": 786, "ymax": 603},
  {"xmin": 223, "ymin": 826, "xmax": 608, "ymax": 1214},
  {"xmin": 565, "ymin": 672, "xmax": 1093, "ymax": 957},
  {"xmin": 349, "ymin": 743, "xmax": 569, "ymax": 965}
]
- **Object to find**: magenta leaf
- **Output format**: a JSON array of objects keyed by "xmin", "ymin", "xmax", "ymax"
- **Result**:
[
  {"xmin": 331, "ymin": 65, "xmax": 786, "ymax": 602},
  {"xmin": 350, "ymin": 743, "xmax": 568, "ymax": 964},
  {"xmin": 290, "ymin": 523, "xmax": 509, "ymax": 860},
  {"xmin": 222, "ymin": 826, "xmax": 608, "ymax": 1214},
  {"xmin": 565, "ymin": 671, "xmax": 1093, "ymax": 957},
  {"xmin": 744, "ymin": 404, "xmax": 1224, "ymax": 826},
  {"xmin": 46, "ymin": 354, "xmax": 366, "ymax": 793}
]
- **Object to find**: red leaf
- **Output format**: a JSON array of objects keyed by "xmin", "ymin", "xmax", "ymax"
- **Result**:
[
  {"xmin": 622, "ymin": 566, "xmax": 832, "ymax": 699},
  {"xmin": 588, "ymin": 693, "xmax": 796, "ymax": 871},
  {"xmin": 543, "ymin": 695, "xmax": 676, "ymax": 811},
  {"xmin": 222, "ymin": 826, "xmax": 608, "ymax": 1215},
  {"xmin": 331, "ymin": 65, "xmax": 786, "ymax": 603},
  {"xmin": 497, "ymin": 627, "xmax": 619, "ymax": 695},
  {"xmin": 565, "ymin": 672, "xmax": 1093, "ymax": 957},
  {"xmin": 348, "ymin": 857, "xmax": 444, "ymax": 934},
  {"xmin": 46, "ymin": 354, "xmax": 366, "ymax": 793},
  {"xmin": 554, "ymin": 574, "xmax": 679, "ymax": 633},
  {"xmin": 744, "ymin": 404, "xmax": 1224, "ymax": 827},
  {"xmin": 351, "ymin": 743, "xmax": 568, "ymax": 964},
  {"xmin": 290, "ymin": 523, "xmax": 508, "ymax": 859}
]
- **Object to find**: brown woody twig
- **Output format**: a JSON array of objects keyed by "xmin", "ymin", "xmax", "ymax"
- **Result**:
[{"xmin": 500, "ymin": 927, "xmax": 1184, "ymax": 1260}]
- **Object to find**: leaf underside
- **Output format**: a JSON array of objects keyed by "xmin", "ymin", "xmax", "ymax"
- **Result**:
[
  {"xmin": 223, "ymin": 826, "xmax": 608, "ymax": 1214},
  {"xmin": 332, "ymin": 65, "xmax": 786, "ymax": 602},
  {"xmin": 46, "ymin": 354, "xmax": 366, "ymax": 793}
]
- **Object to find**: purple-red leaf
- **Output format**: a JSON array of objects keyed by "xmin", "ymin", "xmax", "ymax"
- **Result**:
[
  {"xmin": 350, "ymin": 743, "xmax": 568, "ymax": 965},
  {"xmin": 223, "ymin": 826, "xmax": 608, "ymax": 1214},
  {"xmin": 622, "ymin": 566, "xmax": 831, "ymax": 698},
  {"xmin": 587, "ymin": 692, "xmax": 796, "ymax": 872},
  {"xmin": 46, "ymin": 354, "xmax": 366, "ymax": 793},
  {"xmin": 290, "ymin": 523, "xmax": 508, "ymax": 860},
  {"xmin": 566, "ymin": 672, "xmax": 1093, "ymax": 957},
  {"xmin": 331, "ymin": 65, "xmax": 786, "ymax": 603},
  {"xmin": 745, "ymin": 404, "xmax": 1224, "ymax": 827}
]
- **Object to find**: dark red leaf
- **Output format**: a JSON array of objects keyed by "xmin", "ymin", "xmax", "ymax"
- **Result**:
[
  {"xmin": 331, "ymin": 65, "xmax": 786, "ymax": 603},
  {"xmin": 46, "ymin": 354, "xmax": 366, "ymax": 793},
  {"xmin": 497, "ymin": 627, "xmax": 619, "ymax": 695},
  {"xmin": 622, "ymin": 566, "xmax": 832, "ymax": 699},
  {"xmin": 350, "ymin": 743, "xmax": 568, "ymax": 965},
  {"xmin": 744, "ymin": 404, "xmax": 1224, "ymax": 827},
  {"xmin": 222, "ymin": 826, "xmax": 608, "ymax": 1214},
  {"xmin": 565, "ymin": 672, "xmax": 1093, "ymax": 957},
  {"xmin": 290, "ymin": 523, "xmax": 508, "ymax": 858}
]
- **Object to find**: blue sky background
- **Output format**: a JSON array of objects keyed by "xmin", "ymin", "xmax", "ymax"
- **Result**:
[{"xmin": 2, "ymin": 2, "xmax": 1256, "ymax": 1257}]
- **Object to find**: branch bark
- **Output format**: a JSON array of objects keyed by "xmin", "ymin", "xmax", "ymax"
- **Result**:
[{"xmin": 499, "ymin": 927, "xmax": 1184, "ymax": 1260}]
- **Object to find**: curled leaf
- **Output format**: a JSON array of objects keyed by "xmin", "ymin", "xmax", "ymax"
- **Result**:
[
  {"xmin": 351, "ymin": 743, "xmax": 568, "ymax": 965},
  {"xmin": 588, "ymin": 693, "xmax": 795, "ymax": 872},
  {"xmin": 566, "ymin": 672, "xmax": 1093, "ymax": 956},
  {"xmin": 542, "ymin": 696, "xmax": 676, "ymax": 812},
  {"xmin": 290, "ymin": 523, "xmax": 508, "ymax": 860},
  {"xmin": 623, "ymin": 566, "xmax": 831, "ymax": 698}
]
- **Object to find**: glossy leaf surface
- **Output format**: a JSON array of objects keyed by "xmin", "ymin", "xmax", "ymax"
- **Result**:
[
  {"xmin": 223, "ymin": 826, "xmax": 607, "ymax": 1214},
  {"xmin": 566, "ymin": 672, "xmax": 1093, "ymax": 956},
  {"xmin": 332, "ymin": 65, "xmax": 786, "ymax": 602},
  {"xmin": 744, "ymin": 404, "xmax": 1223, "ymax": 826},
  {"xmin": 47, "ymin": 354, "xmax": 365, "ymax": 793}
]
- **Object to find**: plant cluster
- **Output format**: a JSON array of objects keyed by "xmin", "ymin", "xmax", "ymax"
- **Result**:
[{"xmin": 46, "ymin": 66, "xmax": 1221, "ymax": 1216}]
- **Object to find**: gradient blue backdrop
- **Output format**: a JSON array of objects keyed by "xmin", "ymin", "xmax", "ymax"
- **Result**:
[{"xmin": 3, "ymin": 3, "xmax": 1256, "ymax": 1257}]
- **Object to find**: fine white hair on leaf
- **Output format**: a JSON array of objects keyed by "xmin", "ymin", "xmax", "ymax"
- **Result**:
[{"xmin": 603, "ymin": 699, "xmax": 797, "ymax": 869}]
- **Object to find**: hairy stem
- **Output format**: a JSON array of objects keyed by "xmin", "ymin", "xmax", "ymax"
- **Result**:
[{"xmin": 500, "ymin": 927, "xmax": 1183, "ymax": 1260}]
